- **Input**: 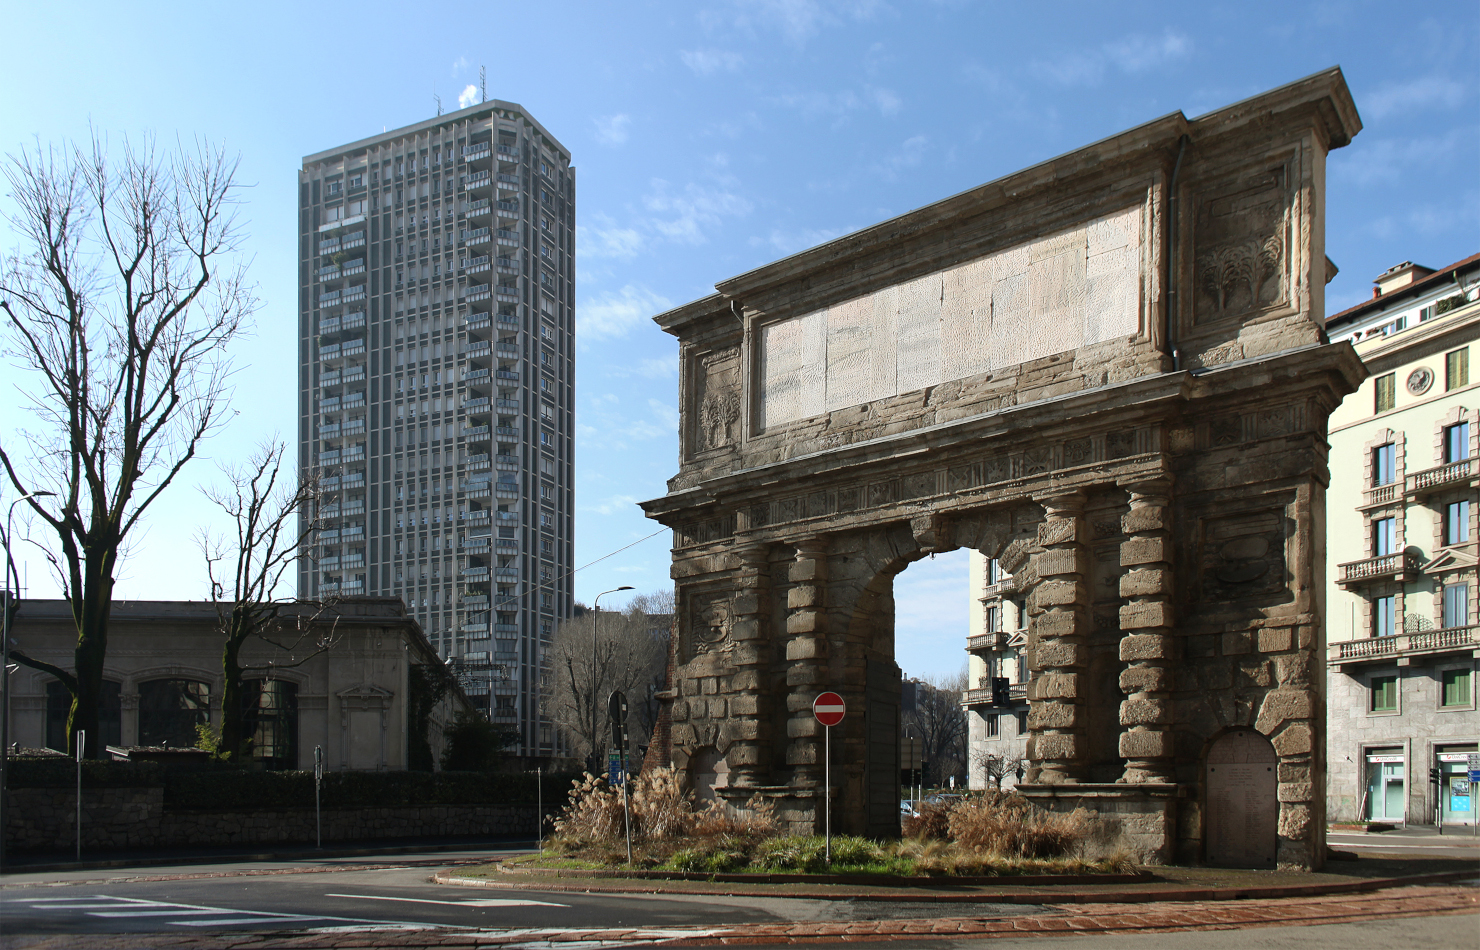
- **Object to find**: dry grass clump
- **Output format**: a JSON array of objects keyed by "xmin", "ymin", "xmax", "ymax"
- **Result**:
[{"xmin": 944, "ymin": 791, "xmax": 1092, "ymax": 859}]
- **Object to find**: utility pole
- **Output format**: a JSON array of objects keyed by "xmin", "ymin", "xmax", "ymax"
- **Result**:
[{"xmin": 590, "ymin": 587, "xmax": 632, "ymax": 771}]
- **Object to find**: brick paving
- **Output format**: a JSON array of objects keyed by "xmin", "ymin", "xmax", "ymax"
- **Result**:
[{"xmin": 3, "ymin": 883, "xmax": 1473, "ymax": 948}]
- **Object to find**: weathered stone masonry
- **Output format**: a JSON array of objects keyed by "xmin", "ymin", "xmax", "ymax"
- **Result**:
[{"xmin": 641, "ymin": 69, "xmax": 1365, "ymax": 869}]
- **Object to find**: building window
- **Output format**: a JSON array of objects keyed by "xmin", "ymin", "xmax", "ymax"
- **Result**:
[
  {"xmin": 242, "ymin": 680, "xmax": 299, "ymax": 770},
  {"xmin": 1441, "ymin": 668, "xmax": 1472, "ymax": 708},
  {"xmin": 1445, "ymin": 422, "xmax": 1472, "ymax": 462},
  {"xmin": 1016, "ymin": 652, "xmax": 1027, "ymax": 682},
  {"xmin": 1374, "ymin": 595, "xmax": 1396, "ymax": 638},
  {"xmin": 1446, "ymin": 348, "xmax": 1469, "ymax": 390},
  {"xmin": 1374, "ymin": 373, "xmax": 1395, "ymax": 413},
  {"xmin": 46, "ymin": 681, "xmax": 121, "ymax": 752},
  {"xmin": 985, "ymin": 714, "xmax": 999, "ymax": 738},
  {"xmin": 1016, "ymin": 710, "xmax": 1028, "ymax": 735},
  {"xmin": 1442, "ymin": 583, "xmax": 1469, "ymax": 629},
  {"xmin": 138, "ymin": 679, "xmax": 211, "ymax": 748},
  {"xmin": 985, "ymin": 605, "xmax": 999, "ymax": 633},
  {"xmin": 1373, "ymin": 517, "xmax": 1397, "ymax": 556},
  {"xmin": 1370, "ymin": 674, "xmax": 1398, "ymax": 712},
  {"xmin": 1373, "ymin": 443, "xmax": 1396, "ymax": 485},
  {"xmin": 1445, "ymin": 500, "xmax": 1471, "ymax": 545}
]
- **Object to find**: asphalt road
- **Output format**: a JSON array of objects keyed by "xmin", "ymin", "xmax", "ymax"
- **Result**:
[
  {"xmin": 1328, "ymin": 830, "xmax": 1480, "ymax": 860},
  {"xmin": 0, "ymin": 864, "xmax": 1039, "ymax": 938}
]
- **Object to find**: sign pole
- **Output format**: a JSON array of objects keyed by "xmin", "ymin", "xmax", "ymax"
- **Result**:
[
  {"xmin": 75, "ymin": 730, "xmax": 85, "ymax": 862},
  {"xmin": 811, "ymin": 692, "xmax": 846, "ymax": 866},
  {"xmin": 314, "ymin": 745, "xmax": 324, "ymax": 850}
]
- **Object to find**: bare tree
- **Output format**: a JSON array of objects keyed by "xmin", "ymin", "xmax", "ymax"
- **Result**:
[
  {"xmin": 904, "ymin": 669, "xmax": 970, "ymax": 788},
  {"xmin": 544, "ymin": 592, "xmax": 668, "ymax": 772},
  {"xmin": 0, "ymin": 134, "xmax": 253, "ymax": 757},
  {"xmin": 973, "ymin": 750, "xmax": 1027, "ymax": 789},
  {"xmin": 198, "ymin": 441, "xmax": 336, "ymax": 762},
  {"xmin": 625, "ymin": 589, "xmax": 674, "ymax": 749}
]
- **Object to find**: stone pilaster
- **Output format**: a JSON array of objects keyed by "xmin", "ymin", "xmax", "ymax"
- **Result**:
[
  {"xmin": 1118, "ymin": 477, "xmax": 1176, "ymax": 783},
  {"xmin": 726, "ymin": 543, "xmax": 772, "ymax": 788},
  {"xmin": 784, "ymin": 538, "xmax": 829, "ymax": 789},
  {"xmin": 1028, "ymin": 491, "xmax": 1090, "ymax": 784}
]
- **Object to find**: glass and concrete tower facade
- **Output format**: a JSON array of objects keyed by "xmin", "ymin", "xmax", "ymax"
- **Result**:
[{"xmin": 297, "ymin": 100, "xmax": 575, "ymax": 757}]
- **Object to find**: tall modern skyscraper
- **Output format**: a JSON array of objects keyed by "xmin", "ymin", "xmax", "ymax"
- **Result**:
[{"xmin": 297, "ymin": 100, "xmax": 575, "ymax": 757}]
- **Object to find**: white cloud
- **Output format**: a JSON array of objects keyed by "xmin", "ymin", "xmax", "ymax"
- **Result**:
[
  {"xmin": 713, "ymin": 0, "xmax": 890, "ymax": 46},
  {"xmin": 681, "ymin": 48, "xmax": 745, "ymax": 75},
  {"xmin": 579, "ymin": 214, "xmax": 645, "ymax": 260},
  {"xmin": 869, "ymin": 86, "xmax": 902, "ymax": 117},
  {"xmin": 594, "ymin": 113, "xmax": 632, "ymax": 146},
  {"xmin": 873, "ymin": 134, "xmax": 927, "ymax": 180},
  {"xmin": 647, "ymin": 398, "xmax": 679, "ymax": 431},
  {"xmin": 451, "ymin": 56, "xmax": 469, "ymax": 74},
  {"xmin": 457, "ymin": 84, "xmax": 479, "ymax": 110},
  {"xmin": 1032, "ymin": 29, "xmax": 1192, "ymax": 87},
  {"xmin": 643, "ymin": 177, "xmax": 753, "ymax": 244},
  {"xmin": 774, "ymin": 84, "xmax": 900, "ymax": 119},
  {"xmin": 584, "ymin": 494, "xmax": 642, "ymax": 516},
  {"xmin": 578, "ymin": 285, "xmax": 673, "ymax": 340},
  {"xmin": 1364, "ymin": 75, "xmax": 1469, "ymax": 120}
]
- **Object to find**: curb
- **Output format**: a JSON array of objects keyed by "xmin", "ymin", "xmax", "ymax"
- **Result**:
[
  {"xmin": 433, "ymin": 867, "xmax": 1480, "ymax": 904},
  {"xmin": 483, "ymin": 865, "xmax": 1155, "ymax": 887}
]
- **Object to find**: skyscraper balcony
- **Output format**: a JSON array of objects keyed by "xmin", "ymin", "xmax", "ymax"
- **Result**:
[
  {"xmin": 463, "ymin": 143, "xmax": 492, "ymax": 161},
  {"xmin": 462, "ymin": 255, "xmax": 491, "ymax": 274},
  {"xmin": 495, "ymin": 144, "xmax": 518, "ymax": 162}
]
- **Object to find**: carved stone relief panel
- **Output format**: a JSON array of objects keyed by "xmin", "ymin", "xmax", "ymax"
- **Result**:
[
  {"xmin": 1197, "ymin": 509, "xmax": 1288, "ymax": 602},
  {"xmin": 691, "ymin": 346, "xmax": 742, "ymax": 455},
  {"xmin": 1193, "ymin": 162, "xmax": 1292, "ymax": 324},
  {"xmin": 683, "ymin": 589, "xmax": 736, "ymax": 661}
]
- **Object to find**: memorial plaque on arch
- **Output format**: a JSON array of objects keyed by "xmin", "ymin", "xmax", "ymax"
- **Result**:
[{"xmin": 1205, "ymin": 728, "xmax": 1278, "ymax": 867}]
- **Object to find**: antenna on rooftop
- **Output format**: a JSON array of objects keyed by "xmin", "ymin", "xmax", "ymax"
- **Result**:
[
  {"xmin": 480, "ymin": 66, "xmax": 487, "ymax": 104},
  {"xmin": 435, "ymin": 94, "xmax": 442, "ymax": 116}
]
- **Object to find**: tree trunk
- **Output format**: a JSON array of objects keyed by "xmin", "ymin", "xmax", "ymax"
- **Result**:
[
  {"xmin": 68, "ymin": 542, "xmax": 117, "ymax": 758},
  {"xmin": 218, "ymin": 607, "xmax": 251, "ymax": 761}
]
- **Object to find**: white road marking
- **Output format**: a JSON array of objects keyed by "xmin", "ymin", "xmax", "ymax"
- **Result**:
[
  {"xmin": 89, "ymin": 909, "xmax": 252, "ymax": 917},
  {"xmin": 326, "ymin": 892, "xmax": 568, "ymax": 908},
  {"xmin": 177, "ymin": 917, "xmax": 321, "ymax": 927},
  {"xmin": 6, "ymin": 894, "xmax": 440, "ymax": 931}
]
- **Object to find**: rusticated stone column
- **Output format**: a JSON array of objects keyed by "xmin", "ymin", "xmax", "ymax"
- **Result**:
[
  {"xmin": 1029, "ymin": 491, "xmax": 1090, "ymax": 784},
  {"xmin": 784, "ymin": 538, "xmax": 829, "ymax": 789},
  {"xmin": 1118, "ymin": 476, "xmax": 1176, "ymax": 783},
  {"xmin": 726, "ymin": 543, "xmax": 772, "ymax": 788}
]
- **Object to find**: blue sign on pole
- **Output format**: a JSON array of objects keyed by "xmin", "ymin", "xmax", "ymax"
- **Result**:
[{"xmin": 608, "ymin": 751, "xmax": 625, "ymax": 787}]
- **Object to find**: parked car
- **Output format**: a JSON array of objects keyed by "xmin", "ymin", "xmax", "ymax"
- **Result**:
[{"xmin": 900, "ymin": 799, "xmax": 919, "ymax": 818}]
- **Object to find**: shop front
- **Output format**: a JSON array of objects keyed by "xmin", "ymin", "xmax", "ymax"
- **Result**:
[
  {"xmin": 1437, "ymin": 747, "xmax": 1477, "ymax": 826},
  {"xmin": 1365, "ymin": 749, "xmax": 1406, "ymax": 822}
]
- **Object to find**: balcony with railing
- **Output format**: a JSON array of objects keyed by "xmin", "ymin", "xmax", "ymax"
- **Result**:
[
  {"xmin": 464, "ymin": 285, "xmax": 492, "ymax": 304},
  {"xmin": 341, "ymin": 259, "xmax": 366, "ymax": 278},
  {"xmin": 961, "ymin": 683, "xmax": 1027, "ymax": 708},
  {"xmin": 496, "ymin": 397, "xmax": 520, "ymax": 411},
  {"xmin": 497, "ymin": 316, "xmax": 519, "ymax": 332},
  {"xmin": 465, "ymin": 452, "xmax": 491, "ymax": 471},
  {"xmin": 465, "ymin": 170, "xmax": 492, "ymax": 189},
  {"xmin": 496, "ymin": 174, "xmax": 519, "ymax": 190},
  {"xmin": 1360, "ymin": 481, "xmax": 1400, "ymax": 509},
  {"xmin": 341, "ymin": 230, "xmax": 366, "ymax": 250},
  {"xmin": 1407, "ymin": 457, "xmax": 1477, "ymax": 498},
  {"xmin": 1330, "ymin": 623, "xmax": 1480, "ymax": 666},
  {"xmin": 966, "ymin": 631, "xmax": 1011, "ymax": 653},
  {"xmin": 463, "ymin": 143, "xmax": 492, "ymax": 161},
  {"xmin": 465, "ymin": 198, "xmax": 492, "ymax": 218},
  {"xmin": 1336, "ymin": 551, "xmax": 1424, "ymax": 587},
  {"xmin": 496, "ymin": 199, "xmax": 519, "ymax": 217},
  {"xmin": 496, "ymin": 228, "xmax": 519, "ymax": 247},
  {"xmin": 317, "ymin": 237, "xmax": 341, "ymax": 255},
  {"xmin": 496, "ymin": 343, "xmax": 520, "ymax": 360},
  {"xmin": 340, "ymin": 284, "xmax": 366, "ymax": 304},
  {"xmin": 496, "ymin": 144, "xmax": 519, "ymax": 163},
  {"xmin": 463, "ymin": 424, "xmax": 491, "ymax": 437},
  {"xmin": 466, "ymin": 315, "xmax": 492, "ymax": 331},
  {"xmin": 465, "ymin": 340, "xmax": 493, "ymax": 358},
  {"xmin": 463, "ymin": 226, "xmax": 491, "ymax": 245},
  {"xmin": 317, "ymin": 264, "xmax": 341, "ymax": 282},
  {"xmin": 462, "ymin": 254, "xmax": 491, "ymax": 275}
]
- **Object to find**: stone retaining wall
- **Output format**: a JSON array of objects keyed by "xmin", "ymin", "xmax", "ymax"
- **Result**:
[{"xmin": 4, "ymin": 787, "xmax": 549, "ymax": 852}]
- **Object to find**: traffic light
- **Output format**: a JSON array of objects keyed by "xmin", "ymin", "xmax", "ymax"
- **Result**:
[
  {"xmin": 991, "ymin": 677, "xmax": 1009, "ymax": 706},
  {"xmin": 1430, "ymin": 767, "xmax": 1441, "ymax": 784}
]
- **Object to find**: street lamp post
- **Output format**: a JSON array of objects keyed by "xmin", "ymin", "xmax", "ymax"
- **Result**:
[
  {"xmin": 590, "ymin": 586, "xmax": 633, "ymax": 773},
  {"xmin": 1, "ymin": 490, "xmax": 55, "ymax": 873}
]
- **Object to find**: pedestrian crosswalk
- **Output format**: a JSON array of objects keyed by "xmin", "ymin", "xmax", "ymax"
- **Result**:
[{"xmin": 8, "ymin": 895, "xmax": 434, "ymax": 931}]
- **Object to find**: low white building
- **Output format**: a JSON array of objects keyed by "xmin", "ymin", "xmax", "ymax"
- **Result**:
[{"xmin": 5, "ymin": 597, "xmax": 469, "ymax": 771}]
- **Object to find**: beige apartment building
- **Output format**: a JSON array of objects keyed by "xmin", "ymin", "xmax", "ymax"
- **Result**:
[
  {"xmin": 964, "ymin": 551, "xmax": 1029, "ymax": 789},
  {"xmin": 1325, "ymin": 254, "xmax": 1478, "ymax": 826}
]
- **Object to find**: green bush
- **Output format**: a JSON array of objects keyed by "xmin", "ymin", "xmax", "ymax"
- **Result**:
[{"xmin": 6, "ymin": 758, "xmax": 165, "ymax": 788}]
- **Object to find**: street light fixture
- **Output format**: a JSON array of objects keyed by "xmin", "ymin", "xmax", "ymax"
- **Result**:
[
  {"xmin": 590, "ymin": 586, "xmax": 633, "ymax": 771},
  {"xmin": 1, "ymin": 489, "xmax": 56, "ymax": 874}
]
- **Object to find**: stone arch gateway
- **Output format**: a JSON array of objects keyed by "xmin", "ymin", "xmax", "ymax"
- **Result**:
[{"xmin": 640, "ymin": 69, "xmax": 1365, "ymax": 869}]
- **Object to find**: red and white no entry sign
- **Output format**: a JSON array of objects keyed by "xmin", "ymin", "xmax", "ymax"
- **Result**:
[{"xmin": 813, "ymin": 692, "xmax": 846, "ymax": 727}]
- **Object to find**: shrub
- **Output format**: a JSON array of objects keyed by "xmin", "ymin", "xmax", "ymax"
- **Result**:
[
  {"xmin": 550, "ymin": 773, "xmax": 626, "ymax": 846},
  {"xmin": 901, "ymin": 799, "xmax": 953, "ymax": 840},
  {"xmin": 946, "ymin": 792, "xmax": 1090, "ymax": 858}
]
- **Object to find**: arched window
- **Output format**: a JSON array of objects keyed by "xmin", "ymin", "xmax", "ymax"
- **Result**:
[
  {"xmin": 138, "ymin": 679, "xmax": 211, "ymax": 748},
  {"xmin": 46, "ymin": 681, "xmax": 121, "ymax": 751},
  {"xmin": 243, "ymin": 679, "xmax": 299, "ymax": 770}
]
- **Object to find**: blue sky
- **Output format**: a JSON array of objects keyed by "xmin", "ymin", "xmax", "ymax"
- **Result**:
[{"xmin": 2, "ymin": 1, "xmax": 1477, "ymax": 680}]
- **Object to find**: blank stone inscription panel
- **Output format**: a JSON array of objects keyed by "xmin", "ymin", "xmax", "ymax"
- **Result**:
[{"xmin": 756, "ymin": 204, "xmax": 1144, "ymax": 429}]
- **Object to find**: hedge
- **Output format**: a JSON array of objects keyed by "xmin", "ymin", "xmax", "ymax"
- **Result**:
[{"xmin": 6, "ymin": 759, "xmax": 582, "ymax": 810}]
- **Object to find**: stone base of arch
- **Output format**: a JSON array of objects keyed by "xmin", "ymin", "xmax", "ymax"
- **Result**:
[{"xmin": 1018, "ymin": 783, "xmax": 1184, "ymax": 866}]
